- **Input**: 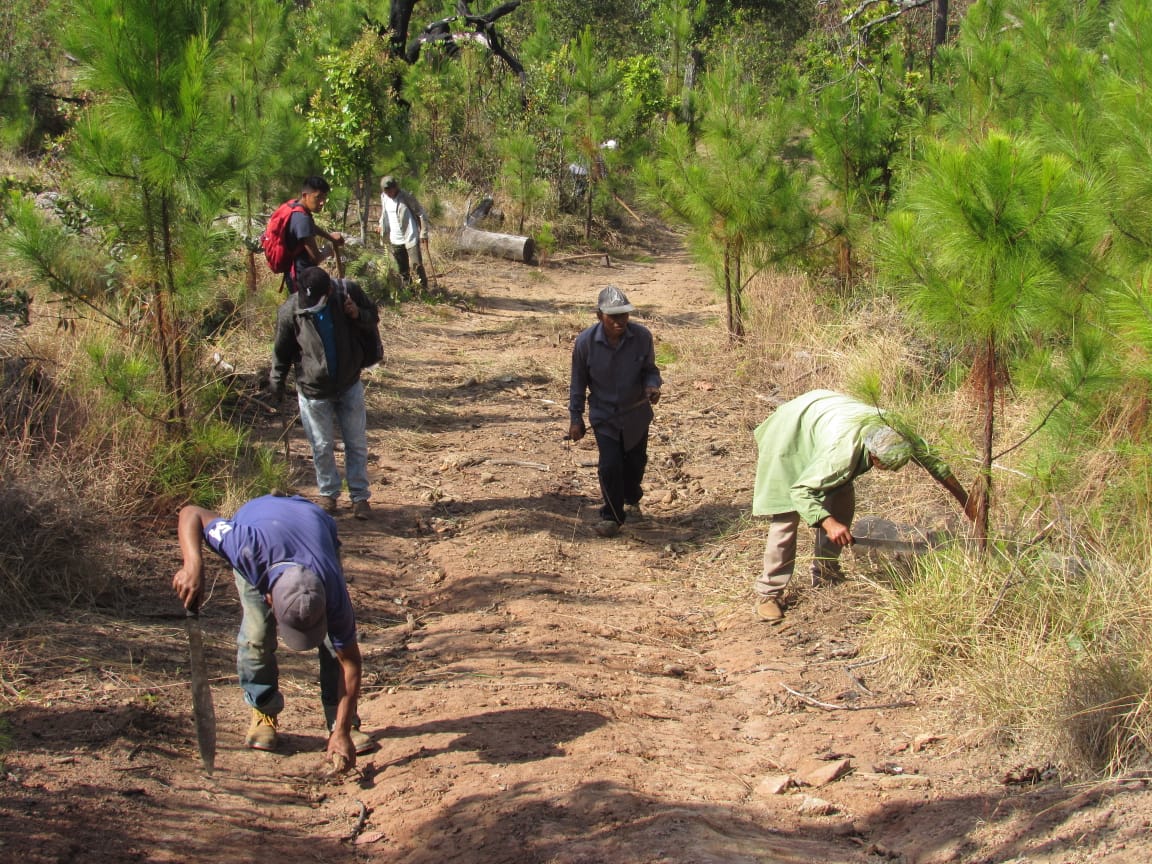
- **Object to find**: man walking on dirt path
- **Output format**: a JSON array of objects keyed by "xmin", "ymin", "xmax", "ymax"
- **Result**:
[
  {"xmin": 171, "ymin": 493, "xmax": 371, "ymax": 767},
  {"xmin": 751, "ymin": 389, "xmax": 975, "ymax": 622},
  {"xmin": 286, "ymin": 175, "xmax": 345, "ymax": 293},
  {"xmin": 270, "ymin": 266, "xmax": 377, "ymax": 519},
  {"xmin": 568, "ymin": 286, "xmax": 663, "ymax": 538},
  {"xmin": 377, "ymin": 174, "xmax": 430, "ymax": 293}
]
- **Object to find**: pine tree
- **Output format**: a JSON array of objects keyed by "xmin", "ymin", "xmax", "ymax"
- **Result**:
[
  {"xmin": 64, "ymin": 0, "xmax": 240, "ymax": 432},
  {"xmin": 643, "ymin": 51, "xmax": 810, "ymax": 339},
  {"xmin": 880, "ymin": 132, "xmax": 1099, "ymax": 548}
]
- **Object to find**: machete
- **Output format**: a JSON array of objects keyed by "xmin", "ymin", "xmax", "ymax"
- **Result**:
[{"xmin": 185, "ymin": 599, "xmax": 217, "ymax": 774}]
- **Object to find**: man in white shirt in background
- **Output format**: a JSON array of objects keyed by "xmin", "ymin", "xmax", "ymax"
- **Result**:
[{"xmin": 378, "ymin": 175, "xmax": 430, "ymax": 293}]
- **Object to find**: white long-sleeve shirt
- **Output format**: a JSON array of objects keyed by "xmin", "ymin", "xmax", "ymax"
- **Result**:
[{"xmin": 380, "ymin": 189, "xmax": 428, "ymax": 248}]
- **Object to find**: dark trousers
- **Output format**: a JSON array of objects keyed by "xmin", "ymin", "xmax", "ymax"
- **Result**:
[
  {"xmin": 391, "ymin": 244, "xmax": 428, "ymax": 290},
  {"xmin": 594, "ymin": 428, "xmax": 648, "ymax": 523}
]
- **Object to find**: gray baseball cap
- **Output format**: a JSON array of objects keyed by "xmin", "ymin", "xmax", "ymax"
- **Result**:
[
  {"xmin": 597, "ymin": 285, "xmax": 634, "ymax": 315},
  {"xmin": 270, "ymin": 565, "xmax": 327, "ymax": 651},
  {"xmin": 381, "ymin": 175, "xmax": 398, "ymax": 190}
]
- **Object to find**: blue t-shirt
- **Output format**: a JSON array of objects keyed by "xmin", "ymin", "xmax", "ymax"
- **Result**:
[
  {"xmin": 310, "ymin": 304, "xmax": 339, "ymax": 380},
  {"xmin": 287, "ymin": 207, "xmax": 317, "ymax": 286},
  {"xmin": 204, "ymin": 495, "xmax": 356, "ymax": 649}
]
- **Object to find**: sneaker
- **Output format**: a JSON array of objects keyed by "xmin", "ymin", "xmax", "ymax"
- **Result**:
[
  {"xmin": 352, "ymin": 499, "xmax": 372, "ymax": 520},
  {"xmin": 624, "ymin": 502, "xmax": 644, "ymax": 522},
  {"xmin": 320, "ymin": 495, "xmax": 339, "ymax": 515},
  {"xmin": 756, "ymin": 597, "xmax": 785, "ymax": 623},
  {"xmin": 246, "ymin": 709, "xmax": 279, "ymax": 751},
  {"xmin": 594, "ymin": 520, "xmax": 621, "ymax": 538}
]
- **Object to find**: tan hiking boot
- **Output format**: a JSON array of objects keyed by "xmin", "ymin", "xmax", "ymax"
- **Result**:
[
  {"xmin": 756, "ymin": 597, "xmax": 785, "ymax": 623},
  {"xmin": 246, "ymin": 709, "xmax": 279, "ymax": 751},
  {"xmin": 320, "ymin": 495, "xmax": 339, "ymax": 515},
  {"xmin": 352, "ymin": 499, "xmax": 372, "ymax": 520}
]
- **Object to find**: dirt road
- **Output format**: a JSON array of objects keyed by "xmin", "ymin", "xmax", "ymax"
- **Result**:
[{"xmin": 2, "ymin": 234, "xmax": 1149, "ymax": 863}]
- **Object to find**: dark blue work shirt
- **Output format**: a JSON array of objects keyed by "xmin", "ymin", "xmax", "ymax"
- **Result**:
[{"xmin": 569, "ymin": 321, "xmax": 662, "ymax": 450}]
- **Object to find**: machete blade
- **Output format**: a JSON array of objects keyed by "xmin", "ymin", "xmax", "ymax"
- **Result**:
[{"xmin": 185, "ymin": 605, "xmax": 217, "ymax": 774}]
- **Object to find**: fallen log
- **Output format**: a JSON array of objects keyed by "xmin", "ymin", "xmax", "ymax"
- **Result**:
[{"xmin": 457, "ymin": 226, "xmax": 536, "ymax": 263}]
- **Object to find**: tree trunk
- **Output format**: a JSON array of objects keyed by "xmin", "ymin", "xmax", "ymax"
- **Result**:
[
  {"xmin": 976, "ymin": 333, "xmax": 995, "ymax": 553},
  {"xmin": 458, "ymin": 226, "xmax": 536, "ymax": 263}
]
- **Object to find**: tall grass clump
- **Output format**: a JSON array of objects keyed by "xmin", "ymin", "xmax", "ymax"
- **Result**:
[{"xmin": 865, "ymin": 537, "xmax": 1152, "ymax": 775}]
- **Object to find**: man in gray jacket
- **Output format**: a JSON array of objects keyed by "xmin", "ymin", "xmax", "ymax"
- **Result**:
[
  {"xmin": 378, "ymin": 175, "xmax": 430, "ymax": 292},
  {"xmin": 270, "ymin": 267, "xmax": 379, "ymax": 519}
]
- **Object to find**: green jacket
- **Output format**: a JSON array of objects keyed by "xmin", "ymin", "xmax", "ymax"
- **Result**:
[{"xmin": 752, "ymin": 390, "xmax": 951, "ymax": 525}]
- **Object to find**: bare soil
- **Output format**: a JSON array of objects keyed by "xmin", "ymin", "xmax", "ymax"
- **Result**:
[{"xmin": 2, "ymin": 228, "xmax": 1151, "ymax": 863}]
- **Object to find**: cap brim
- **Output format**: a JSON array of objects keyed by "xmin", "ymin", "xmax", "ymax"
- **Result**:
[
  {"xmin": 279, "ymin": 615, "xmax": 327, "ymax": 652},
  {"xmin": 599, "ymin": 303, "xmax": 635, "ymax": 314}
]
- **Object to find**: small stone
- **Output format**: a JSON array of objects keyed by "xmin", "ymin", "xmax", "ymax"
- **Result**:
[
  {"xmin": 798, "ymin": 795, "xmax": 838, "ymax": 816},
  {"xmin": 754, "ymin": 774, "xmax": 793, "ymax": 797},
  {"xmin": 801, "ymin": 758, "xmax": 853, "ymax": 788},
  {"xmin": 912, "ymin": 733, "xmax": 944, "ymax": 752},
  {"xmin": 479, "ymin": 472, "xmax": 497, "ymax": 484}
]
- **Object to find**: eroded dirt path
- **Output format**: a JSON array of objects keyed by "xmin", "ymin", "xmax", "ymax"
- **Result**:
[{"xmin": 3, "ymin": 235, "xmax": 1151, "ymax": 863}]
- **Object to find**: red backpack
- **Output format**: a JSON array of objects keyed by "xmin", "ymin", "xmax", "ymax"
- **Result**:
[{"xmin": 261, "ymin": 200, "xmax": 307, "ymax": 274}]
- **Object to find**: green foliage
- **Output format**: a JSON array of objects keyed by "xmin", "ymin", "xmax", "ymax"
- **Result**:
[
  {"xmin": 150, "ymin": 419, "xmax": 252, "ymax": 506},
  {"xmin": 882, "ymin": 132, "xmax": 1099, "ymax": 351},
  {"xmin": 497, "ymin": 129, "xmax": 550, "ymax": 234},
  {"xmin": 553, "ymin": 28, "xmax": 634, "ymax": 240},
  {"xmin": 651, "ymin": 0, "xmax": 708, "ymax": 120},
  {"xmin": 219, "ymin": 0, "xmax": 307, "ymax": 236},
  {"xmin": 0, "ymin": 0, "xmax": 65, "ymax": 153},
  {"xmin": 642, "ymin": 51, "xmax": 811, "ymax": 338},
  {"xmin": 619, "ymin": 55, "xmax": 673, "ymax": 131},
  {"xmin": 307, "ymin": 27, "xmax": 403, "ymax": 186},
  {"xmin": 881, "ymin": 130, "xmax": 1102, "ymax": 542}
]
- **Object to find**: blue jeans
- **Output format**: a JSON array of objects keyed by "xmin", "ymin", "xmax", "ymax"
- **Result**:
[
  {"xmin": 296, "ymin": 379, "xmax": 370, "ymax": 502},
  {"xmin": 234, "ymin": 571, "xmax": 343, "ymax": 719}
]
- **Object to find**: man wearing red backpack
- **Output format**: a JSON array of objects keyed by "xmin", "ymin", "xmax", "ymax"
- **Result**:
[{"xmin": 277, "ymin": 176, "xmax": 345, "ymax": 292}]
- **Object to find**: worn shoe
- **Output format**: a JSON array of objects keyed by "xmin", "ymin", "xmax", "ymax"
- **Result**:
[
  {"xmin": 352, "ymin": 499, "xmax": 372, "ymax": 520},
  {"xmin": 246, "ymin": 709, "xmax": 279, "ymax": 751},
  {"xmin": 623, "ymin": 502, "xmax": 644, "ymax": 522},
  {"xmin": 320, "ymin": 495, "xmax": 339, "ymax": 515},
  {"xmin": 594, "ymin": 520, "xmax": 621, "ymax": 538},
  {"xmin": 756, "ymin": 597, "xmax": 785, "ymax": 623},
  {"xmin": 349, "ymin": 728, "xmax": 374, "ymax": 754}
]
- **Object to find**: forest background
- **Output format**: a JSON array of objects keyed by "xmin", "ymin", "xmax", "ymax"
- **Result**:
[{"xmin": 3, "ymin": 0, "xmax": 1152, "ymax": 779}]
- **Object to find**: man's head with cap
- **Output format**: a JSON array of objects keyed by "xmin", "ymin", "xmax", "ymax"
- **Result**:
[
  {"xmin": 863, "ymin": 425, "xmax": 912, "ymax": 470},
  {"xmin": 270, "ymin": 565, "xmax": 328, "ymax": 651},
  {"xmin": 297, "ymin": 267, "xmax": 332, "ymax": 310},
  {"xmin": 381, "ymin": 175, "xmax": 399, "ymax": 197},
  {"xmin": 597, "ymin": 285, "xmax": 634, "ymax": 315}
]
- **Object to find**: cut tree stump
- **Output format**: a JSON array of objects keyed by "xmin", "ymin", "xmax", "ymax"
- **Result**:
[{"xmin": 458, "ymin": 226, "xmax": 536, "ymax": 263}]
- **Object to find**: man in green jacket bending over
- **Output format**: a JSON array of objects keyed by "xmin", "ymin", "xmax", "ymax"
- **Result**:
[{"xmin": 752, "ymin": 390, "xmax": 973, "ymax": 623}]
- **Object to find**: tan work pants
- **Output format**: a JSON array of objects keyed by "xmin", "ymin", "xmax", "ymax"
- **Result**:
[{"xmin": 755, "ymin": 483, "xmax": 855, "ymax": 598}]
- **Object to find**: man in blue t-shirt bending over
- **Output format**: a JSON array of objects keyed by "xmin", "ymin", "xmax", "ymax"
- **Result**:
[{"xmin": 172, "ymin": 494, "xmax": 369, "ymax": 766}]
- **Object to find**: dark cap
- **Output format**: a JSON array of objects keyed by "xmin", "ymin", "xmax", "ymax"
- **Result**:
[
  {"xmin": 270, "ymin": 565, "xmax": 327, "ymax": 651},
  {"xmin": 296, "ymin": 267, "xmax": 331, "ymax": 310},
  {"xmin": 597, "ymin": 285, "xmax": 635, "ymax": 315}
]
